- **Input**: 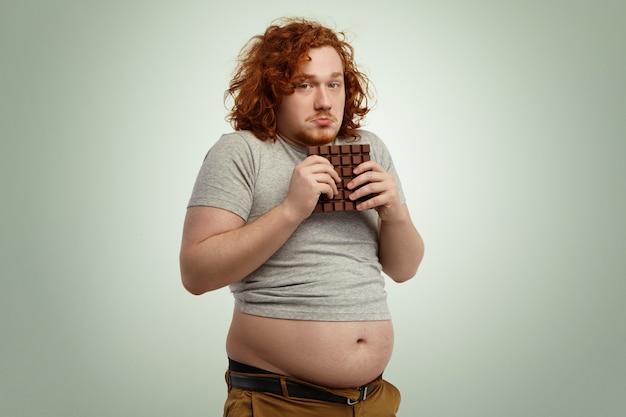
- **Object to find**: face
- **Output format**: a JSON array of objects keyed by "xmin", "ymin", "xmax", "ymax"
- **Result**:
[{"xmin": 276, "ymin": 46, "xmax": 346, "ymax": 147}]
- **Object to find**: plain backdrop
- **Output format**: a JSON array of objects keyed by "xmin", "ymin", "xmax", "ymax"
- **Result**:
[{"xmin": 1, "ymin": 1, "xmax": 625, "ymax": 416}]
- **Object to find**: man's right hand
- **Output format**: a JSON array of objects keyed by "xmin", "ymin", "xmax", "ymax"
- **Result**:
[{"xmin": 283, "ymin": 155, "xmax": 341, "ymax": 221}]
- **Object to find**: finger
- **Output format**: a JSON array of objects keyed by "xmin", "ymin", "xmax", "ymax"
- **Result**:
[
  {"xmin": 312, "ymin": 173, "xmax": 339, "ymax": 198},
  {"xmin": 323, "ymin": 184, "xmax": 337, "ymax": 200},
  {"xmin": 350, "ymin": 178, "xmax": 400, "ymax": 204},
  {"xmin": 355, "ymin": 194, "xmax": 383, "ymax": 211},
  {"xmin": 306, "ymin": 156, "xmax": 341, "ymax": 183},
  {"xmin": 352, "ymin": 160, "xmax": 384, "ymax": 175},
  {"xmin": 347, "ymin": 171, "xmax": 389, "ymax": 190},
  {"xmin": 354, "ymin": 190, "xmax": 400, "ymax": 211},
  {"xmin": 349, "ymin": 183, "xmax": 381, "ymax": 203},
  {"xmin": 304, "ymin": 154, "xmax": 332, "ymax": 165}
]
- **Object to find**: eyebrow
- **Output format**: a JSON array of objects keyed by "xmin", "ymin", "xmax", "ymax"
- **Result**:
[{"xmin": 300, "ymin": 71, "xmax": 344, "ymax": 80}]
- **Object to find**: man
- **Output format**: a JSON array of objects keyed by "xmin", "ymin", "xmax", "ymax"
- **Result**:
[{"xmin": 180, "ymin": 17, "xmax": 424, "ymax": 416}]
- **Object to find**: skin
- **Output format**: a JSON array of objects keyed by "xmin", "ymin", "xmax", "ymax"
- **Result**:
[{"xmin": 180, "ymin": 46, "xmax": 424, "ymax": 388}]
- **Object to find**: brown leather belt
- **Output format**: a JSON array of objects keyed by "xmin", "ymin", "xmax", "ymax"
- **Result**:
[{"xmin": 228, "ymin": 373, "xmax": 377, "ymax": 405}]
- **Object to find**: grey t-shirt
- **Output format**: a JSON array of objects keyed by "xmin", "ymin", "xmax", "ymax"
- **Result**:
[{"xmin": 188, "ymin": 130, "xmax": 405, "ymax": 321}]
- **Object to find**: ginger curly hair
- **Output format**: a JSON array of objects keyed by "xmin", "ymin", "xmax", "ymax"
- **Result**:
[{"xmin": 225, "ymin": 18, "xmax": 373, "ymax": 141}]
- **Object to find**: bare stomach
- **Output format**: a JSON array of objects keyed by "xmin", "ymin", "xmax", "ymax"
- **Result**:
[{"xmin": 225, "ymin": 308, "xmax": 394, "ymax": 388}]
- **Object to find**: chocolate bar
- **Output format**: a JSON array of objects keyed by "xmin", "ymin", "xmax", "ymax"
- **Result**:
[{"xmin": 307, "ymin": 143, "xmax": 372, "ymax": 213}]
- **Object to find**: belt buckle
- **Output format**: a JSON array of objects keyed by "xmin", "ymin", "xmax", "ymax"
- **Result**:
[{"xmin": 346, "ymin": 386, "xmax": 369, "ymax": 405}]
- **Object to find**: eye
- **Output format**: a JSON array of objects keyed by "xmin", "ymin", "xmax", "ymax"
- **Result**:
[
  {"xmin": 329, "ymin": 82, "xmax": 341, "ymax": 89},
  {"xmin": 298, "ymin": 83, "xmax": 312, "ymax": 90}
]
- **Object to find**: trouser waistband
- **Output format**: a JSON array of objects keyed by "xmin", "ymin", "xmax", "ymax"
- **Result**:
[{"xmin": 227, "ymin": 358, "xmax": 378, "ymax": 405}]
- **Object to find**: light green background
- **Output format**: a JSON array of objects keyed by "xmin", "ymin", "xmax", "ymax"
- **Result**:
[{"xmin": 1, "ymin": 1, "xmax": 625, "ymax": 416}]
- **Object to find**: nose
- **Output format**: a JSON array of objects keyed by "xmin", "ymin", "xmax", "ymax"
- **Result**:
[{"xmin": 314, "ymin": 87, "xmax": 332, "ymax": 111}]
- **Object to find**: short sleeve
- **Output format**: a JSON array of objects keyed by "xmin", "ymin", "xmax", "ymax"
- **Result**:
[
  {"xmin": 187, "ymin": 134, "xmax": 256, "ymax": 221},
  {"xmin": 364, "ymin": 131, "xmax": 406, "ymax": 206}
]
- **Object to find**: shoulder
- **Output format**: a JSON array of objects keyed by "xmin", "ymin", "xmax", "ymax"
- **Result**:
[
  {"xmin": 205, "ymin": 131, "xmax": 272, "ymax": 160},
  {"xmin": 352, "ymin": 130, "xmax": 391, "ymax": 156},
  {"xmin": 212, "ymin": 130, "xmax": 264, "ymax": 151},
  {"xmin": 354, "ymin": 129, "xmax": 381, "ymax": 143},
  {"xmin": 349, "ymin": 130, "xmax": 386, "ymax": 150},
  {"xmin": 345, "ymin": 130, "xmax": 398, "ymax": 172}
]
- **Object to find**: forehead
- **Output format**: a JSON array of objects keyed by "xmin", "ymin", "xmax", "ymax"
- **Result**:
[{"xmin": 298, "ymin": 46, "xmax": 344, "ymax": 76}]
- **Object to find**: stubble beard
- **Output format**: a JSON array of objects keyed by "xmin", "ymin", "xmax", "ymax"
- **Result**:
[{"xmin": 295, "ymin": 126, "xmax": 340, "ymax": 147}]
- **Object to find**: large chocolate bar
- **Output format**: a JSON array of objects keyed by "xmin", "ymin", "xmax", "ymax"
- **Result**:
[{"xmin": 307, "ymin": 144, "xmax": 371, "ymax": 213}]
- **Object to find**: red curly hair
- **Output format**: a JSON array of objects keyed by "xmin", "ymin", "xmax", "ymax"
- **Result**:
[{"xmin": 225, "ymin": 18, "xmax": 373, "ymax": 141}]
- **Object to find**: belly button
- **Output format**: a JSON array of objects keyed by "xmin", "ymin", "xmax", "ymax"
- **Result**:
[{"xmin": 356, "ymin": 338, "xmax": 365, "ymax": 344}]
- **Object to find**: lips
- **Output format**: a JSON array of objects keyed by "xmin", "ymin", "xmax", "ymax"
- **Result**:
[
  {"xmin": 308, "ymin": 113, "xmax": 337, "ymax": 126},
  {"xmin": 313, "ymin": 117, "xmax": 334, "ymax": 126}
]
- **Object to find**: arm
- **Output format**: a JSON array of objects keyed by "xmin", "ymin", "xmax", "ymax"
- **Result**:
[
  {"xmin": 179, "ymin": 155, "xmax": 341, "ymax": 295},
  {"xmin": 347, "ymin": 161, "xmax": 425, "ymax": 282},
  {"xmin": 377, "ymin": 204, "xmax": 424, "ymax": 282}
]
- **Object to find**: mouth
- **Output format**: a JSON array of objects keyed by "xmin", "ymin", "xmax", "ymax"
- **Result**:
[
  {"xmin": 313, "ymin": 117, "xmax": 334, "ymax": 127},
  {"xmin": 308, "ymin": 114, "xmax": 337, "ymax": 127}
]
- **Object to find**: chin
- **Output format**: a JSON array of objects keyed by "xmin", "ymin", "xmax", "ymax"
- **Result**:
[{"xmin": 299, "ymin": 129, "xmax": 339, "ymax": 146}]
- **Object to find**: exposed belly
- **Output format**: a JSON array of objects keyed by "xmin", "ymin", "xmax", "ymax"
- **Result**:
[{"xmin": 225, "ymin": 308, "xmax": 394, "ymax": 388}]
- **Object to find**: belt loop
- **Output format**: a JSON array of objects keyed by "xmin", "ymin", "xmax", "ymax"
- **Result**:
[
  {"xmin": 225, "ymin": 370, "xmax": 232, "ymax": 391},
  {"xmin": 279, "ymin": 377, "xmax": 289, "ymax": 397}
]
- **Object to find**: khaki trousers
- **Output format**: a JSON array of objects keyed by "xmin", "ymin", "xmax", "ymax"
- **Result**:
[{"xmin": 223, "ymin": 370, "xmax": 401, "ymax": 417}]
